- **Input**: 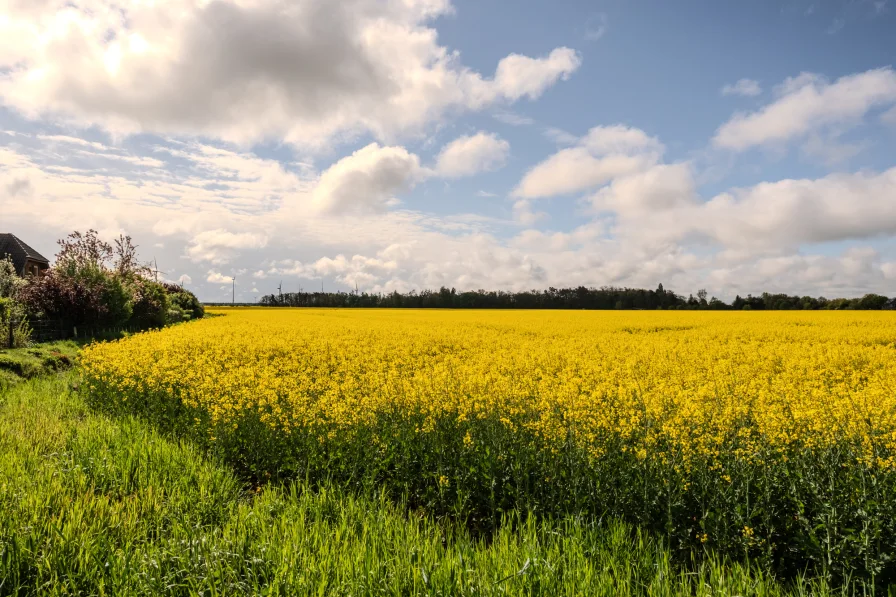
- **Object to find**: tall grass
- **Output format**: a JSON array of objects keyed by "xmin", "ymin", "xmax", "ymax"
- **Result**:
[{"xmin": 0, "ymin": 374, "xmax": 873, "ymax": 596}]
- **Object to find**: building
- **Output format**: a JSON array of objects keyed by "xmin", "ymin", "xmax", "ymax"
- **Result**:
[{"xmin": 0, "ymin": 233, "xmax": 50, "ymax": 277}]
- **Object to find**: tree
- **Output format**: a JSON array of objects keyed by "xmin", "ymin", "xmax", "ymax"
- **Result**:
[
  {"xmin": 56, "ymin": 229, "xmax": 112, "ymax": 272},
  {"xmin": 20, "ymin": 230, "xmax": 184, "ymax": 329},
  {"xmin": 0, "ymin": 255, "xmax": 24, "ymax": 300},
  {"xmin": 857, "ymin": 293, "xmax": 889, "ymax": 310},
  {"xmin": 114, "ymin": 234, "xmax": 152, "ymax": 277}
]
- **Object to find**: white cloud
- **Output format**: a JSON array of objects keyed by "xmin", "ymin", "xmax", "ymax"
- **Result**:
[
  {"xmin": 691, "ymin": 167, "xmax": 896, "ymax": 248},
  {"xmin": 188, "ymin": 229, "xmax": 269, "ymax": 264},
  {"xmin": 514, "ymin": 125, "xmax": 664, "ymax": 198},
  {"xmin": 590, "ymin": 163, "xmax": 697, "ymax": 215},
  {"xmin": 721, "ymin": 78, "xmax": 762, "ymax": 97},
  {"xmin": 883, "ymin": 261, "xmax": 896, "ymax": 280},
  {"xmin": 2, "ymin": 98, "xmax": 895, "ymax": 302},
  {"xmin": 543, "ymin": 127, "xmax": 579, "ymax": 146},
  {"xmin": 584, "ymin": 13, "xmax": 608, "ymax": 41},
  {"xmin": 487, "ymin": 48, "xmax": 581, "ymax": 103},
  {"xmin": 434, "ymin": 132, "xmax": 509, "ymax": 178},
  {"xmin": 178, "ymin": 274, "xmax": 192, "ymax": 285},
  {"xmin": 0, "ymin": 0, "xmax": 580, "ymax": 148},
  {"xmin": 207, "ymin": 270, "xmax": 234, "ymax": 284},
  {"xmin": 476, "ymin": 190, "xmax": 498, "ymax": 197},
  {"xmin": 883, "ymin": 105, "xmax": 896, "ymax": 125},
  {"xmin": 311, "ymin": 143, "xmax": 423, "ymax": 213},
  {"xmin": 492, "ymin": 111, "xmax": 534, "ymax": 126},
  {"xmin": 713, "ymin": 68, "xmax": 896, "ymax": 151}
]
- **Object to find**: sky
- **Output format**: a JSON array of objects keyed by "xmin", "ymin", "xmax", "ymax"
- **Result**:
[{"xmin": 1, "ymin": 0, "xmax": 895, "ymax": 302}]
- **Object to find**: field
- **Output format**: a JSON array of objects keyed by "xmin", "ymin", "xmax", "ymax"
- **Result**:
[
  {"xmin": 77, "ymin": 308, "xmax": 896, "ymax": 588},
  {"xmin": 3, "ymin": 374, "xmax": 857, "ymax": 596}
]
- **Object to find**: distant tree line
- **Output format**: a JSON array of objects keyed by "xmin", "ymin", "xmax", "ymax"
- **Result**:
[{"xmin": 259, "ymin": 284, "xmax": 896, "ymax": 310}]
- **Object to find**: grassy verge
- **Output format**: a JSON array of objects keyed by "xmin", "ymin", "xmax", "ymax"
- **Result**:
[
  {"xmin": 0, "ymin": 341, "xmax": 79, "ymax": 391},
  {"xmin": 0, "ymin": 374, "xmax": 872, "ymax": 596}
]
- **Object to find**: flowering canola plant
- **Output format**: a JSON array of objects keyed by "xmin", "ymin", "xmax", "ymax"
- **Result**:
[{"xmin": 80, "ymin": 308, "xmax": 896, "ymax": 580}]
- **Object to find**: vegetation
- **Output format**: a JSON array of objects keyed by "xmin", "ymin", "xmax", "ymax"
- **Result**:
[
  {"xmin": 0, "ymin": 373, "xmax": 868, "ymax": 596},
  {"xmin": 1, "ymin": 230, "xmax": 203, "ymax": 347},
  {"xmin": 0, "ymin": 340, "xmax": 79, "ymax": 391},
  {"xmin": 0, "ymin": 256, "xmax": 28, "ymax": 348},
  {"xmin": 81, "ymin": 308, "xmax": 896, "ymax": 588},
  {"xmin": 259, "ymin": 284, "xmax": 895, "ymax": 310}
]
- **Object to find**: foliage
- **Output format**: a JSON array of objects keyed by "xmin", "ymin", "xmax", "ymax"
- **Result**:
[
  {"xmin": 82, "ymin": 309, "xmax": 896, "ymax": 587},
  {"xmin": 166, "ymin": 305, "xmax": 187, "ymax": 323},
  {"xmin": 18, "ymin": 230, "xmax": 188, "ymax": 330},
  {"xmin": 19, "ymin": 264, "xmax": 133, "ymax": 327},
  {"xmin": 164, "ymin": 285, "xmax": 205, "ymax": 320},
  {"xmin": 126, "ymin": 276, "xmax": 169, "ymax": 329},
  {"xmin": 1, "ymin": 374, "xmax": 861, "ymax": 595},
  {"xmin": 0, "ymin": 255, "xmax": 25, "ymax": 300},
  {"xmin": 0, "ymin": 340, "xmax": 77, "ymax": 390},
  {"xmin": 0, "ymin": 256, "xmax": 29, "ymax": 347}
]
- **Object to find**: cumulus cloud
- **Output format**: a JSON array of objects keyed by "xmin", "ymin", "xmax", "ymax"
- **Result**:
[
  {"xmin": 2, "ymin": 83, "xmax": 895, "ymax": 302},
  {"xmin": 590, "ymin": 163, "xmax": 697, "ymax": 215},
  {"xmin": 434, "ymin": 132, "xmax": 509, "ymax": 178},
  {"xmin": 188, "ymin": 229, "xmax": 269, "ymax": 264},
  {"xmin": 713, "ymin": 68, "xmax": 896, "ymax": 151},
  {"xmin": 0, "ymin": 0, "xmax": 580, "ymax": 148},
  {"xmin": 692, "ymin": 167, "xmax": 896, "ymax": 248},
  {"xmin": 206, "ymin": 270, "xmax": 234, "ymax": 284},
  {"xmin": 488, "ymin": 48, "xmax": 581, "ymax": 102},
  {"xmin": 514, "ymin": 125, "xmax": 664, "ymax": 198},
  {"xmin": 721, "ymin": 78, "xmax": 762, "ymax": 97},
  {"xmin": 178, "ymin": 274, "xmax": 192, "ymax": 285},
  {"xmin": 311, "ymin": 143, "xmax": 423, "ymax": 213}
]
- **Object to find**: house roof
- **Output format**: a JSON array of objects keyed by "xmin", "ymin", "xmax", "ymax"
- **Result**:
[{"xmin": 0, "ymin": 233, "xmax": 51, "ymax": 275}]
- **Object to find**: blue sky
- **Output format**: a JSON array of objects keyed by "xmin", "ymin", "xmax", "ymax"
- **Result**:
[{"xmin": 1, "ymin": 0, "xmax": 895, "ymax": 301}]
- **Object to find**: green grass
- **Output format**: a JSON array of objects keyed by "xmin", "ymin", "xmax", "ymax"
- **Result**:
[
  {"xmin": 0, "ymin": 341, "xmax": 79, "ymax": 391},
  {"xmin": 0, "ymin": 374, "xmax": 881, "ymax": 596}
]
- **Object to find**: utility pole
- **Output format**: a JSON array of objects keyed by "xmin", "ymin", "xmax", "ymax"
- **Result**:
[{"xmin": 232, "ymin": 276, "xmax": 235, "ymax": 305}]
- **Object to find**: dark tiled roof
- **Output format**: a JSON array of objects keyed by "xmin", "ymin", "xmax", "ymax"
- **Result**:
[{"xmin": 0, "ymin": 233, "xmax": 51, "ymax": 275}]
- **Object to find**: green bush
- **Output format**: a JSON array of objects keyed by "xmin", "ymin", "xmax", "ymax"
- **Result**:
[
  {"xmin": 127, "ymin": 278, "xmax": 169, "ymax": 329},
  {"xmin": 166, "ymin": 306, "xmax": 186, "ymax": 324},
  {"xmin": 21, "ymin": 265, "xmax": 132, "ymax": 328},
  {"xmin": 168, "ymin": 290, "xmax": 204, "ymax": 320}
]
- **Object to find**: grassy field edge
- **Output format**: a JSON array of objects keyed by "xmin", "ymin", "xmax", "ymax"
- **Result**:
[{"xmin": 0, "ymin": 372, "xmax": 879, "ymax": 596}]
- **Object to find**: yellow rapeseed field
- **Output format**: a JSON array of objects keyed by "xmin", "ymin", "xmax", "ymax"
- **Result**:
[
  {"xmin": 80, "ymin": 308, "xmax": 896, "ymax": 573},
  {"xmin": 82, "ymin": 308, "xmax": 896, "ymax": 466}
]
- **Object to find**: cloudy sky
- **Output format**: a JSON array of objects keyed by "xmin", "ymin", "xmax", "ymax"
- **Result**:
[{"xmin": 2, "ymin": 0, "xmax": 895, "ymax": 301}]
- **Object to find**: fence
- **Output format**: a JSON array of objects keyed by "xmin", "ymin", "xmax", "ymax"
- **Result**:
[{"xmin": 2, "ymin": 319, "xmax": 142, "ymax": 348}]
